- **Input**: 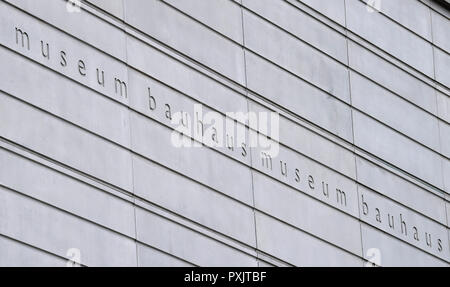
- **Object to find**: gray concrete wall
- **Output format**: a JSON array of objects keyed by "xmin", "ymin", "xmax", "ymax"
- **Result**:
[{"xmin": 0, "ymin": 0, "xmax": 449, "ymax": 266}]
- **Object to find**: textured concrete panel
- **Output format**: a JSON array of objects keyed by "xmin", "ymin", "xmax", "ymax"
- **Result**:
[
  {"xmin": 127, "ymin": 69, "xmax": 251, "ymax": 165},
  {"xmin": 445, "ymin": 201, "xmax": 450, "ymax": 226},
  {"xmin": 0, "ymin": 187, "xmax": 137, "ymax": 266},
  {"xmin": 255, "ymin": 212, "xmax": 362, "ymax": 266},
  {"xmin": 137, "ymin": 244, "xmax": 194, "ymax": 267},
  {"xmin": 242, "ymin": 0, "xmax": 348, "ymax": 63},
  {"xmin": 359, "ymin": 186, "xmax": 449, "ymax": 261},
  {"xmin": 132, "ymin": 155, "xmax": 256, "ymax": 246},
  {"xmin": 434, "ymin": 48, "xmax": 450, "ymax": 89},
  {"xmin": 4, "ymin": 0, "xmax": 127, "ymax": 60},
  {"xmin": 0, "ymin": 148, "xmax": 136, "ymax": 237},
  {"xmin": 439, "ymin": 121, "xmax": 450, "ymax": 158},
  {"xmin": 360, "ymin": 0, "xmax": 433, "ymax": 41},
  {"xmin": 443, "ymin": 159, "xmax": 450, "ymax": 194},
  {"xmin": 437, "ymin": 92, "xmax": 450, "ymax": 123},
  {"xmin": 162, "ymin": 0, "xmax": 243, "ymax": 44},
  {"xmin": 135, "ymin": 208, "xmax": 258, "ymax": 266},
  {"xmin": 0, "ymin": 92, "xmax": 133, "ymax": 191},
  {"xmin": 251, "ymin": 140, "xmax": 359, "ymax": 217},
  {"xmin": 126, "ymin": 37, "xmax": 248, "ymax": 117},
  {"xmin": 124, "ymin": 0, "xmax": 245, "ymax": 85},
  {"xmin": 297, "ymin": 0, "xmax": 346, "ymax": 26},
  {"xmin": 130, "ymin": 111, "xmax": 254, "ymax": 205},
  {"xmin": 86, "ymin": 0, "xmax": 124, "ymax": 19},
  {"xmin": 1, "ymin": 0, "xmax": 449, "ymax": 267},
  {"xmin": 431, "ymin": 10, "xmax": 450, "ymax": 53},
  {"xmin": 0, "ymin": 235, "xmax": 66, "ymax": 267},
  {"xmin": 356, "ymin": 156, "xmax": 448, "ymax": 225},
  {"xmin": 243, "ymin": 10, "xmax": 350, "ymax": 103},
  {"xmin": 0, "ymin": 46, "xmax": 131, "ymax": 148},
  {"xmin": 248, "ymin": 100, "xmax": 356, "ymax": 179},
  {"xmin": 353, "ymin": 111, "xmax": 444, "ymax": 190},
  {"xmin": 253, "ymin": 172, "xmax": 362, "ymax": 255},
  {"xmin": 350, "ymin": 71, "xmax": 441, "ymax": 152},
  {"xmin": 348, "ymin": 40, "xmax": 437, "ymax": 115},
  {"xmin": 245, "ymin": 52, "xmax": 353, "ymax": 142},
  {"xmin": 0, "ymin": 1, "xmax": 130, "ymax": 106},
  {"xmin": 346, "ymin": 0, "xmax": 434, "ymax": 77},
  {"xmin": 361, "ymin": 224, "xmax": 448, "ymax": 267}
]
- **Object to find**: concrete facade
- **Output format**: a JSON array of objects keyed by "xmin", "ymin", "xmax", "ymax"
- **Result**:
[{"xmin": 0, "ymin": 0, "xmax": 449, "ymax": 266}]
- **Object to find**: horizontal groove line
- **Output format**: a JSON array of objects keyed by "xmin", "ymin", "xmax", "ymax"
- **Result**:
[
  {"xmin": 244, "ymin": 49, "xmax": 450, "ymax": 161},
  {"xmin": 355, "ymin": 0, "xmax": 450, "ymax": 57},
  {"xmin": 287, "ymin": 0, "xmax": 450, "ymax": 88},
  {"xmin": 419, "ymin": 0, "xmax": 450, "ymax": 20},
  {"xmin": 3, "ymin": 0, "xmax": 450, "ymax": 266},
  {"xmin": 1, "ymin": 96, "xmax": 449, "ymax": 263},
  {"xmin": 1, "ymin": 44, "xmax": 448, "ymax": 229},
  {"xmin": 2, "ymin": 157, "xmax": 448, "ymax": 264},
  {"xmin": 78, "ymin": 0, "xmax": 450, "ymax": 103},
  {"xmin": 0, "ymin": 183, "xmax": 255, "ymax": 267},
  {"xmin": 5, "ymin": 0, "xmax": 450, "ymax": 168},
  {"xmin": 0, "ymin": 145, "xmax": 347, "ymax": 266},
  {"xmin": 0, "ymin": 233, "xmax": 78, "ymax": 266}
]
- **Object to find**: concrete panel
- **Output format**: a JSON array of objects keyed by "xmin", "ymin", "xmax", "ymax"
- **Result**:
[
  {"xmin": 350, "ymin": 71, "xmax": 441, "ymax": 152},
  {"xmin": 135, "ymin": 208, "xmax": 258, "ymax": 266},
  {"xmin": 353, "ymin": 110, "xmax": 444, "ymax": 190},
  {"xmin": 3, "ymin": 0, "xmax": 248, "ymax": 122},
  {"xmin": 439, "ymin": 121, "xmax": 450, "ymax": 158},
  {"xmin": 437, "ymin": 92, "xmax": 450, "ymax": 123},
  {"xmin": 434, "ymin": 48, "xmax": 450, "ymax": 89},
  {"xmin": 447, "ymin": 201, "xmax": 450, "ymax": 228},
  {"xmin": 0, "ymin": 0, "xmax": 448, "ymax": 267},
  {"xmin": 257, "ymin": 260, "xmax": 275, "ymax": 267},
  {"xmin": 162, "ymin": 0, "xmax": 243, "ymax": 44},
  {"xmin": 431, "ymin": 10, "xmax": 450, "ymax": 53},
  {"xmin": 361, "ymin": 224, "xmax": 448, "ymax": 266},
  {"xmin": 0, "ymin": 187, "xmax": 137, "ymax": 266},
  {"xmin": 129, "ymin": 111, "xmax": 254, "ymax": 205},
  {"xmin": 0, "ymin": 235, "xmax": 66, "ymax": 267},
  {"xmin": 356, "ymin": 156, "xmax": 447, "ymax": 225},
  {"xmin": 420, "ymin": 0, "xmax": 450, "ymax": 17},
  {"xmin": 346, "ymin": 0, "xmax": 434, "ymax": 77},
  {"xmin": 443, "ymin": 159, "xmax": 450, "ymax": 194},
  {"xmin": 126, "ymin": 37, "xmax": 248, "ymax": 117},
  {"xmin": 86, "ymin": 0, "xmax": 124, "ymax": 19},
  {"xmin": 255, "ymin": 212, "xmax": 362, "ymax": 266},
  {"xmin": 0, "ymin": 45, "xmax": 131, "ymax": 148},
  {"xmin": 360, "ymin": 0, "xmax": 433, "ymax": 41},
  {"xmin": 296, "ymin": 0, "xmax": 346, "ymax": 26},
  {"xmin": 132, "ymin": 155, "xmax": 256, "ymax": 246},
  {"xmin": 0, "ymin": 1, "xmax": 130, "ymax": 106},
  {"xmin": 251, "ymin": 138, "xmax": 359, "ymax": 217},
  {"xmin": 359, "ymin": 186, "xmax": 449, "ymax": 261},
  {"xmin": 4, "ymin": 0, "xmax": 127, "ymax": 60},
  {"xmin": 0, "ymin": 92, "xmax": 133, "ymax": 191},
  {"xmin": 242, "ymin": 0, "xmax": 348, "ymax": 63},
  {"xmin": 127, "ymin": 68, "xmax": 251, "ymax": 165},
  {"xmin": 248, "ymin": 100, "xmax": 357, "ymax": 179},
  {"xmin": 0, "ymin": 148, "xmax": 135, "ymax": 238},
  {"xmin": 124, "ymin": 0, "xmax": 245, "ymax": 85},
  {"xmin": 243, "ymin": 10, "xmax": 350, "ymax": 103},
  {"xmin": 253, "ymin": 172, "xmax": 362, "ymax": 255},
  {"xmin": 137, "ymin": 243, "xmax": 194, "ymax": 267},
  {"xmin": 348, "ymin": 39, "xmax": 437, "ymax": 115},
  {"xmin": 245, "ymin": 52, "xmax": 353, "ymax": 142}
]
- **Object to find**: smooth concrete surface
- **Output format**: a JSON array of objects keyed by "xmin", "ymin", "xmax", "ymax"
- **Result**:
[
  {"xmin": 431, "ymin": 10, "xmax": 450, "ymax": 53},
  {"xmin": 0, "ymin": 0, "xmax": 449, "ymax": 266},
  {"xmin": 359, "ymin": 0, "xmax": 433, "ymax": 41},
  {"xmin": 346, "ymin": 0, "xmax": 435, "ymax": 77}
]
